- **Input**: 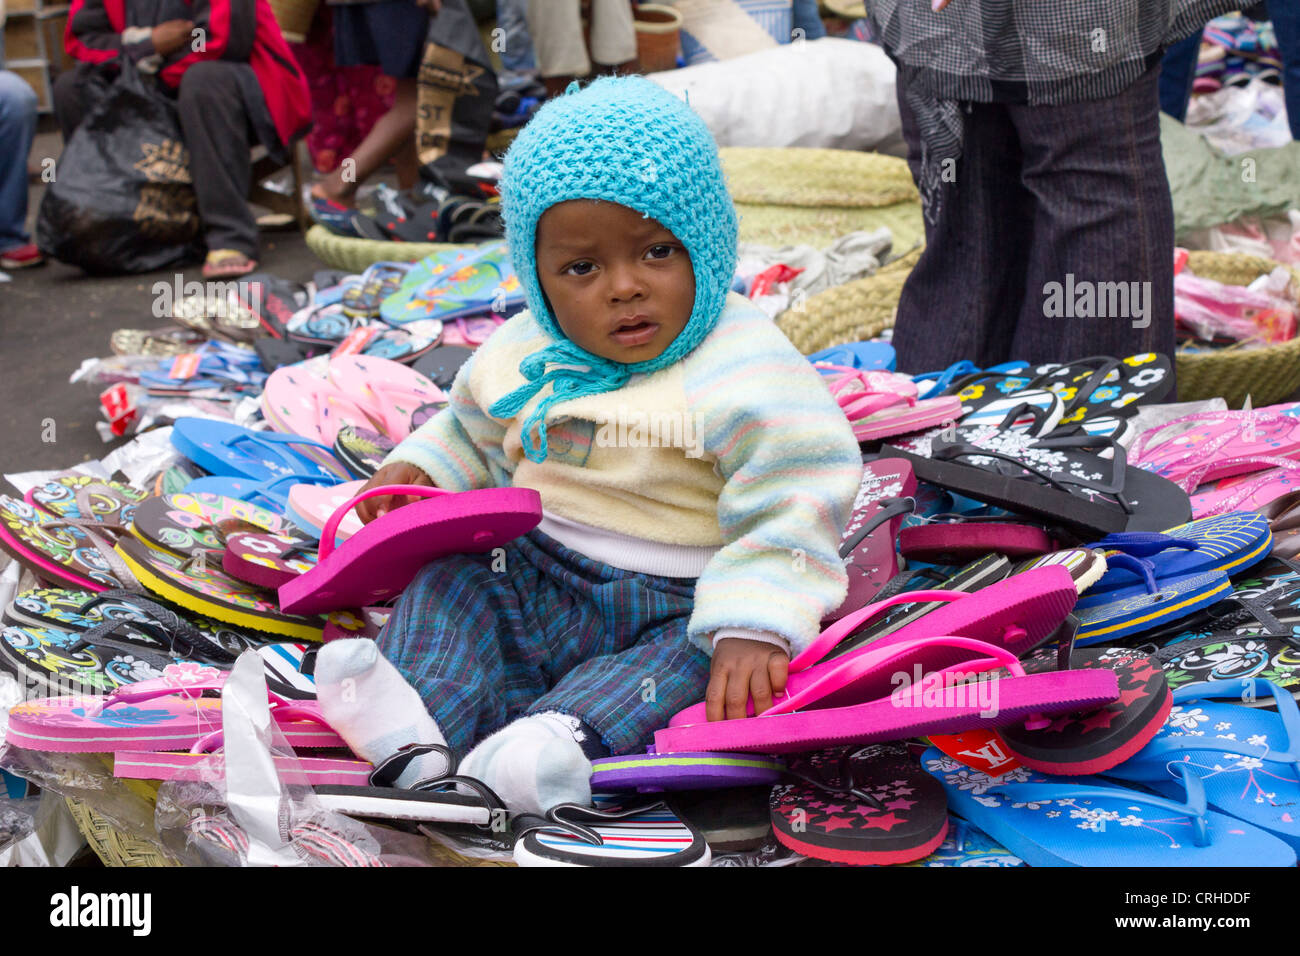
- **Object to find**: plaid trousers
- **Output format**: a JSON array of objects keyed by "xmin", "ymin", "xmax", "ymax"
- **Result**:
[{"xmin": 374, "ymin": 529, "xmax": 711, "ymax": 760}]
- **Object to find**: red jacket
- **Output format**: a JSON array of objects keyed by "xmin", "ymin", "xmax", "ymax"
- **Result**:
[{"xmin": 64, "ymin": 0, "xmax": 311, "ymax": 149}]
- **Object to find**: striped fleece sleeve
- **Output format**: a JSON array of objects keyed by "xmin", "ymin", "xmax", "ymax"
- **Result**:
[
  {"xmin": 381, "ymin": 354, "xmax": 513, "ymax": 491},
  {"xmin": 682, "ymin": 303, "xmax": 863, "ymax": 657}
]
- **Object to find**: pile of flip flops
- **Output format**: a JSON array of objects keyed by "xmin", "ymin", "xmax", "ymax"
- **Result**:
[
  {"xmin": 91, "ymin": 241, "xmax": 523, "ymax": 440},
  {"xmin": 5, "ymin": 328, "xmax": 1300, "ymax": 867}
]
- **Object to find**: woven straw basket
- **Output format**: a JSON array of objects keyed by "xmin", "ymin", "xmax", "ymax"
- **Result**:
[
  {"xmin": 306, "ymin": 148, "xmax": 923, "ymax": 273},
  {"xmin": 1175, "ymin": 251, "xmax": 1300, "ymax": 407},
  {"xmin": 65, "ymin": 796, "xmax": 181, "ymax": 868},
  {"xmin": 306, "ymin": 225, "xmax": 462, "ymax": 274},
  {"xmin": 776, "ymin": 245, "xmax": 920, "ymax": 354}
]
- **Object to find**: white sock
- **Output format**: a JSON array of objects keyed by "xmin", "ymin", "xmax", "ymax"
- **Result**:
[
  {"xmin": 459, "ymin": 713, "xmax": 593, "ymax": 816},
  {"xmin": 315, "ymin": 638, "xmax": 449, "ymax": 788}
]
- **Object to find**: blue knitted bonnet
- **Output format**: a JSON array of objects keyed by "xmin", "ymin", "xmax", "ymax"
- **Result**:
[{"xmin": 489, "ymin": 74, "xmax": 739, "ymax": 463}]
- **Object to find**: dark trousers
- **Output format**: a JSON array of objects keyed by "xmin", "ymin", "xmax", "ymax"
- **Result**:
[
  {"xmin": 890, "ymin": 63, "xmax": 1177, "ymax": 376},
  {"xmin": 53, "ymin": 60, "xmax": 259, "ymax": 257}
]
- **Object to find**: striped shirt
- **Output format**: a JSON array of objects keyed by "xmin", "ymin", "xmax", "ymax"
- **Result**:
[{"xmin": 384, "ymin": 292, "xmax": 864, "ymax": 656}]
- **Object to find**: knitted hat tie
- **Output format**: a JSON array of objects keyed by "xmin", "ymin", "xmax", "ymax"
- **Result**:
[{"xmin": 488, "ymin": 340, "xmax": 631, "ymax": 462}]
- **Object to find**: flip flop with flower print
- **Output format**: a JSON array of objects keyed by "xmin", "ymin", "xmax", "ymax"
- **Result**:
[
  {"xmin": 1106, "ymin": 680, "xmax": 1300, "ymax": 851},
  {"xmin": 921, "ymin": 745, "xmax": 1294, "ymax": 866}
]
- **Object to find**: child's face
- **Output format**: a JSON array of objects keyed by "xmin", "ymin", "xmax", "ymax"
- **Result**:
[{"xmin": 534, "ymin": 200, "xmax": 696, "ymax": 364}]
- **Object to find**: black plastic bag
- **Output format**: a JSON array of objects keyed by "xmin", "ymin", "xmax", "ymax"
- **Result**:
[
  {"xmin": 415, "ymin": 0, "xmax": 499, "ymax": 190},
  {"xmin": 36, "ymin": 65, "xmax": 201, "ymax": 275}
]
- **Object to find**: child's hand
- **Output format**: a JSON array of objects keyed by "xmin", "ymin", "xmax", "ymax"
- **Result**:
[
  {"xmin": 355, "ymin": 463, "xmax": 437, "ymax": 524},
  {"xmin": 706, "ymin": 638, "xmax": 789, "ymax": 722}
]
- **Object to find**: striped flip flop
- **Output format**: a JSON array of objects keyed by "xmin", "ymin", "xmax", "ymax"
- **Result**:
[{"xmin": 512, "ymin": 796, "xmax": 711, "ymax": 867}]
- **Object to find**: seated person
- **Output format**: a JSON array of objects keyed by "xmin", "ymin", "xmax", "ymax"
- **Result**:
[{"xmin": 55, "ymin": 0, "xmax": 311, "ymax": 276}]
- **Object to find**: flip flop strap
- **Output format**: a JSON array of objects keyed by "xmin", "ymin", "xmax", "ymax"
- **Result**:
[
  {"xmin": 991, "ymin": 764, "xmax": 1210, "ymax": 847},
  {"xmin": 82, "ymin": 588, "xmax": 236, "ymax": 664},
  {"xmin": 41, "ymin": 518, "xmax": 141, "ymax": 591},
  {"xmin": 318, "ymin": 483, "xmax": 452, "ymax": 559},
  {"xmin": 511, "ymin": 799, "xmax": 670, "ymax": 847},
  {"xmin": 838, "ymin": 496, "xmax": 915, "ymax": 559}
]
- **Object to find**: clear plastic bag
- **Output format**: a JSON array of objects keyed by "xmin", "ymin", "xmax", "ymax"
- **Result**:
[{"xmin": 1175, "ymin": 270, "xmax": 1298, "ymax": 346}]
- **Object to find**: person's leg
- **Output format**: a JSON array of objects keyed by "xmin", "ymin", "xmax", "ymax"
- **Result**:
[
  {"xmin": 1267, "ymin": 0, "xmax": 1300, "ymax": 139},
  {"xmin": 890, "ymin": 78, "xmax": 1036, "ymax": 372},
  {"xmin": 458, "ymin": 530, "xmax": 707, "ymax": 813},
  {"xmin": 790, "ymin": 0, "xmax": 826, "ymax": 41},
  {"xmin": 0, "ymin": 71, "xmax": 38, "ymax": 253},
  {"xmin": 589, "ymin": 0, "xmax": 637, "ymax": 75},
  {"xmin": 176, "ymin": 61, "xmax": 259, "ymax": 262},
  {"xmin": 525, "ymin": 0, "xmax": 588, "ymax": 96},
  {"xmin": 51, "ymin": 62, "xmax": 114, "ymax": 142},
  {"xmin": 1159, "ymin": 30, "xmax": 1203, "ymax": 121},
  {"xmin": 496, "ymin": 0, "xmax": 538, "ymax": 73},
  {"xmin": 313, "ymin": 76, "xmax": 417, "ymax": 204},
  {"xmin": 1008, "ymin": 62, "xmax": 1176, "ymax": 366}
]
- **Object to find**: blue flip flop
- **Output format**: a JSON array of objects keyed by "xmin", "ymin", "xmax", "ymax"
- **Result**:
[
  {"xmin": 922, "ymin": 745, "xmax": 1295, "ymax": 866},
  {"xmin": 1075, "ymin": 554, "xmax": 1232, "ymax": 646},
  {"xmin": 807, "ymin": 340, "xmax": 896, "ymax": 373},
  {"xmin": 183, "ymin": 474, "xmax": 339, "ymax": 516},
  {"xmin": 910, "ymin": 360, "xmax": 1032, "ymax": 401},
  {"xmin": 1107, "ymin": 680, "xmax": 1300, "ymax": 850},
  {"xmin": 171, "ymin": 419, "xmax": 349, "ymax": 483},
  {"xmin": 1079, "ymin": 513, "xmax": 1273, "ymax": 604}
]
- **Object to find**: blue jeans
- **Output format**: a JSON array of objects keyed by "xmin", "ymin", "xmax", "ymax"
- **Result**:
[
  {"xmin": 0, "ymin": 70, "xmax": 38, "ymax": 252},
  {"xmin": 495, "ymin": 0, "xmax": 537, "ymax": 72},
  {"xmin": 1160, "ymin": 1, "xmax": 1300, "ymax": 138},
  {"xmin": 791, "ymin": 0, "xmax": 826, "ymax": 40}
]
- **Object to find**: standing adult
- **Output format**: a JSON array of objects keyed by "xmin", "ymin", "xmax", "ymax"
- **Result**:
[{"xmin": 867, "ymin": 0, "xmax": 1243, "ymax": 374}]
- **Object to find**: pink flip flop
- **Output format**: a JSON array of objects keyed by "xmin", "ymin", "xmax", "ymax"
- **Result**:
[
  {"xmin": 5, "ymin": 670, "xmax": 343, "ymax": 753},
  {"xmin": 823, "ymin": 366, "xmax": 962, "ymax": 442},
  {"xmin": 654, "ymin": 635, "xmax": 1120, "ymax": 755},
  {"xmin": 287, "ymin": 479, "xmax": 367, "ymax": 540},
  {"xmin": 1130, "ymin": 404, "xmax": 1300, "ymax": 489},
  {"xmin": 826, "ymin": 458, "xmax": 915, "ymax": 621},
  {"xmin": 326, "ymin": 355, "xmax": 445, "ymax": 440},
  {"xmin": 677, "ymin": 565, "xmax": 1079, "ymax": 729},
  {"xmin": 113, "ymin": 722, "xmax": 372, "ymax": 786},
  {"xmin": 323, "ymin": 607, "xmax": 393, "ymax": 642},
  {"xmin": 899, "ymin": 521, "xmax": 1056, "ymax": 563},
  {"xmin": 1190, "ymin": 465, "xmax": 1300, "ymax": 517},
  {"xmin": 114, "ymin": 749, "xmax": 374, "ymax": 786},
  {"xmin": 262, "ymin": 356, "xmax": 384, "ymax": 450},
  {"xmin": 221, "ymin": 531, "xmax": 317, "ymax": 589},
  {"xmin": 278, "ymin": 484, "xmax": 542, "ymax": 615}
]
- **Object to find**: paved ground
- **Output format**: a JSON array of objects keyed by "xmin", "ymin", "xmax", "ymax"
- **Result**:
[{"xmin": 1, "ymin": 126, "xmax": 321, "ymax": 483}]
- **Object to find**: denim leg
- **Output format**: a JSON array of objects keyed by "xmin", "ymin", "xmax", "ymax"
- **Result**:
[
  {"xmin": 0, "ymin": 71, "xmax": 38, "ymax": 251},
  {"xmin": 495, "ymin": 0, "xmax": 537, "ymax": 72},
  {"xmin": 1268, "ymin": 0, "xmax": 1300, "ymax": 139},
  {"xmin": 1159, "ymin": 30, "xmax": 1203, "ymax": 122},
  {"xmin": 790, "ymin": 0, "xmax": 826, "ymax": 41},
  {"xmin": 891, "ymin": 68, "xmax": 1037, "ymax": 373}
]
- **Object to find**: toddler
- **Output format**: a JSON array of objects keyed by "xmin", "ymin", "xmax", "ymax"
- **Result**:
[{"xmin": 316, "ymin": 75, "xmax": 862, "ymax": 815}]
